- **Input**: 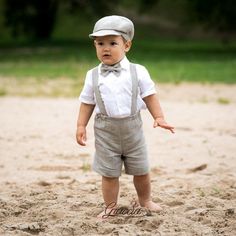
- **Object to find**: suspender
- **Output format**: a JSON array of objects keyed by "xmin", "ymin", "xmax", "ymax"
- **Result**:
[
  {"xmin": 92, "ymin": 63, "xmax": 138, "ymax": 116},
  {"xmin": 92, "ymin": 68, "xmax": 108, "ymax": 115},
  {"xmin": 130, "ymin": 63, "xmax": 138, "ymax": 115}
]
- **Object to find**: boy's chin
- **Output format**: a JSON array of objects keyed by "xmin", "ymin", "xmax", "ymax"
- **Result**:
[{"xmin": 101, "ymin": 59, "xmax": 122, "ymax": 66}]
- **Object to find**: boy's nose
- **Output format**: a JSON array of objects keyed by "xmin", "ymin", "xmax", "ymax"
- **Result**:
[{"xmin": 103, "ymin": 45, "xmax": 110, "ymax": 51}]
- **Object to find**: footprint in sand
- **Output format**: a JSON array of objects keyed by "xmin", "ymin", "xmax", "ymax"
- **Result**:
[
  {"xmin": 4, "ymin": 222, "xmax": 43, "ymax": 234},
  {"xmin": 36, "ymin": 180, "xmax": 52, "ymax": 186},
  {"xmin": 33, "ymin": 165, "xmax": 77, "ymax": 172},
  {"xmin": 56, "ymin": 175, "xmax": 71, "ymax": 180},
  {"xmin": 134, "ymin": 218, "xmax": 163, "ymax": 232},
  {"xmin": 165, "ymin": 200, "xmax": 185, "ymax": 207}
]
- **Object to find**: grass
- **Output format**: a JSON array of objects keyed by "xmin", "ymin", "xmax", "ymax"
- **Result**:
[
  {"xmin": 0, "ymin": 38, "xmax": 235, "ymax": 96},
  {"xmin": 217, "ymin": 97, "xmax": 230, "ymax": 104},
  {"xmin": 0, "ymin": 88, "xmax": 7, "ymax": 96},
  {"xmin": 80, "ymin": 162, "xmax": 91, "ymax": 172},
  {"xmin": 131, "ymin": 39, "xmax": 236, "ymax": 84}
]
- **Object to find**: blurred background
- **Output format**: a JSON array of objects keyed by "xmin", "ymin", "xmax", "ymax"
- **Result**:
[{"xmin": 0, "ymin": 0, "xmax": 236, "ymax": 97}]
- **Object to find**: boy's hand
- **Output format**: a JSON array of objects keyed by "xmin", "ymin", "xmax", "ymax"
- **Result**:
[
  {"xmin": 154, "ymin": 118, "xmax": 175, "ymax": 133},
  {"xmin": 76, "ymin": 126, "xmax": 87, "ymax": 146}
]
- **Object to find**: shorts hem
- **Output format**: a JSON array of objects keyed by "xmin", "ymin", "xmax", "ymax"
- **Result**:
[{"xmin": 92, "ymin": 166, "xmax": 121, "ymax": 178}]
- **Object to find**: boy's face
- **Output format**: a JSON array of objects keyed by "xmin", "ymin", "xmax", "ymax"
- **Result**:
[{"xmin": 94, "ymin": 35, "xmax": 132, "ymax": 65}]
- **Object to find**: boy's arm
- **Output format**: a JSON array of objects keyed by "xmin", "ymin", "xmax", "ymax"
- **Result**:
[
  {"xmin": 143, "ymin": 94, "xmax": 175, "ymax": 133},
  {"xmin": 76, "ymin": 103, "xmax": 95, "ymax": 146}
]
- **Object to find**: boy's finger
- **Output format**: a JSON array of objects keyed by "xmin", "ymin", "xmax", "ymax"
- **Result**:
[
  {"xmin": 81, "ymin": 134, "xmax": 87, "ymax": 145},
  {"xmin": 76, "ymin": 133, "xmax": 87, "ymax": 146},
  {"xmin": 80, "ymin": 138, "xmax": 86, "ymax": 146},
  {"xmin": 153, "ymin": 120, "xmax": 159, "ymax": 128},
  {"xmin": 159, "ymin": 124, "xmax": 175, "ymax": 133},
  {"xmin": 169, "ymin": 128, "xmax": 175, "ymax": 133}
]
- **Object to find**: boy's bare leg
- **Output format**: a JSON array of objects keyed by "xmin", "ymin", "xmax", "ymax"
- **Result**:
[
  {"xmin": 133, "ymin": 173, "xmax": 162, "ymax": 211},
  {"xmin": 97, "ymin": 176, "xmax": 119, "ymax": 218}
]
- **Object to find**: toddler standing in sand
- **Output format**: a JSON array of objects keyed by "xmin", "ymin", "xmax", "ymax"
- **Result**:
[{"xmin": 76, "ymin": 15, "xmax": 174, "ymax": 218}]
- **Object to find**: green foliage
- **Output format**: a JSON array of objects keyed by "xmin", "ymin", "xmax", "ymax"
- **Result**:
[
  {"xmin": 2, "ymin": 0, "xmax": 119, "ymax": 40},
  {"xmin": 186, "ymin": 0, "xmax": 236, "ymax": 33},
  {"xmin": 2, "ymin": 0, "xmax": 236, "ymax": 42},
  {"xmin": 4, "ymin": 0, "xmax": 58, "ymax": 39}
]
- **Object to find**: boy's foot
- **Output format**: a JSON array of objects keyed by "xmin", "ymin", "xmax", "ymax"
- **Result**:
[
  {"xmin": 130, "ymin": 198, "xmax": 140, "ymax": 207},
  {"xmin": 142, "ymin": 200, "xmax": 162, "ymax": 212}
]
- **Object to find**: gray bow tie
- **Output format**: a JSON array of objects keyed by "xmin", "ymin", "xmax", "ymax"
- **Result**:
[{"xmin": 101, "ymin": 63, "xmax": 122, "ymax": 77}]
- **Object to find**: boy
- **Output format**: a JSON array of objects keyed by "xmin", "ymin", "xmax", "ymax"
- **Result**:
[{"xmin": 76, "ymin": 15, "xmax": 174, "ymax": 218}]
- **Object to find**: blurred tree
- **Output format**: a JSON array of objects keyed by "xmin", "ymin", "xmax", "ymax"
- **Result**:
[
  {"xmin": 66, "ymin": 0, "xmax": 115, "ymax": 16},
  {"xmin": 138, "ymin": 0, "xmax": 159, "ymax": 13},
  {"xmin": 3, "ymin": 0, "xmax": 235, "ymax": 41},
  {"xmin": 186, "ymin": 0, "xmax": 236, "ymax": 39},
  {"xmin": 3, "ymin": 0, "xmax": 118, "ymax": 40},
  {"xmin": 3, "ymin": 0, "xmax": 162, "ymax": 40},
  {"xmin": 4, "ymin": 0, "xmax": 59, "ymax": 39}
]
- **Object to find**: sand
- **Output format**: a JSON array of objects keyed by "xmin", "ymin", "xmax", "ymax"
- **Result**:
[{"xmin": 0, "ymin": 83, "xmax": 236, "ymax": 236}]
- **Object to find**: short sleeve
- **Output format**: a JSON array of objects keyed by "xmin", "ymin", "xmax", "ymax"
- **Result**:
[
  {"xmin": 79, "ymin": 70, "xmax": 96, "ymax": 105},
  {"xmin": 136, "ymin": 64, "xmax": 156, "ymax": 98}
]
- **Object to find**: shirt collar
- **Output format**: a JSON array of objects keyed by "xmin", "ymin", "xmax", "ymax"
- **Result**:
[{"xmin": 119, "ymin": 56, "xmax": 130, "ymax": 70}]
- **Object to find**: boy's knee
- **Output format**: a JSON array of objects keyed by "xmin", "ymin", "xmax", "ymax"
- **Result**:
[{"xmin": 102, "ymin": 176, "xmax": 119, "ymax": 181}]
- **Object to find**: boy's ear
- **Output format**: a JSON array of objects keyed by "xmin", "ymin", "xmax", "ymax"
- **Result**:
[
  {"xmin": 125, "ymin": 40, "xmax": 132, "ymax": 52},
  {"xmin": 94, "ymin": 40, "xmax": 96, "ymax": 47}
]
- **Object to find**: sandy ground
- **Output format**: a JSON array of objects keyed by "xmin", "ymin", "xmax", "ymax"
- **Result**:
[{"xmin": 0, "ymin": 83, "xmax": 236, "ymax": 236}]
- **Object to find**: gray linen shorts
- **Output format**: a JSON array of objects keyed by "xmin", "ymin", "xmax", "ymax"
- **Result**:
[{"xmin": 93, "ymin": 112, "xmax": 149, "ymax": 177}]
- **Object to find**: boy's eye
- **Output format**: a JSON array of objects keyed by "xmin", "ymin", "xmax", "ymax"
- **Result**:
[
  {"xmin": 111, "ymin": 42, "xmax": 117, "ymax": 46},
  {"xmin": 97, "ymin": 42, "xmax": 103, "ymax": 46}
]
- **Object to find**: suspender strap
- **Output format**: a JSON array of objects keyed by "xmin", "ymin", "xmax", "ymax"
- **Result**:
[
  {"xmin": 92, "ymin": 67, "xmax": 108, "ymax": 116},
  {"xmin": 130, "ymin": 63, "xmax": 138, "ymax": 116},
  {"xmin": 92, "ymin": 63, "xmax": 138, "ymax": 116}
]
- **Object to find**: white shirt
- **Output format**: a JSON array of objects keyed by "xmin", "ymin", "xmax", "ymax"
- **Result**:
[{"xmin": 79, "ymin": 56, "xmax": 156, "ymax": 118}]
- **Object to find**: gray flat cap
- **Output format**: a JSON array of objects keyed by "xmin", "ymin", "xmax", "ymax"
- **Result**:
[{"xmin": 89, "ymin": 15, "xmax": 134, "ymax": 41}]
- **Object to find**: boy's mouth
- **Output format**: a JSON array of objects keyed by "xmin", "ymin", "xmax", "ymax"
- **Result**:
[{"xmin": 103, "ymin": 54, "xmax": 111, "ymax": 57}]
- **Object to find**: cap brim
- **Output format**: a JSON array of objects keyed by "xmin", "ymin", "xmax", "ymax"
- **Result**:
[{"xmin": 89, "ymin": 30, "xmax": 121, "ymax": 39}]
